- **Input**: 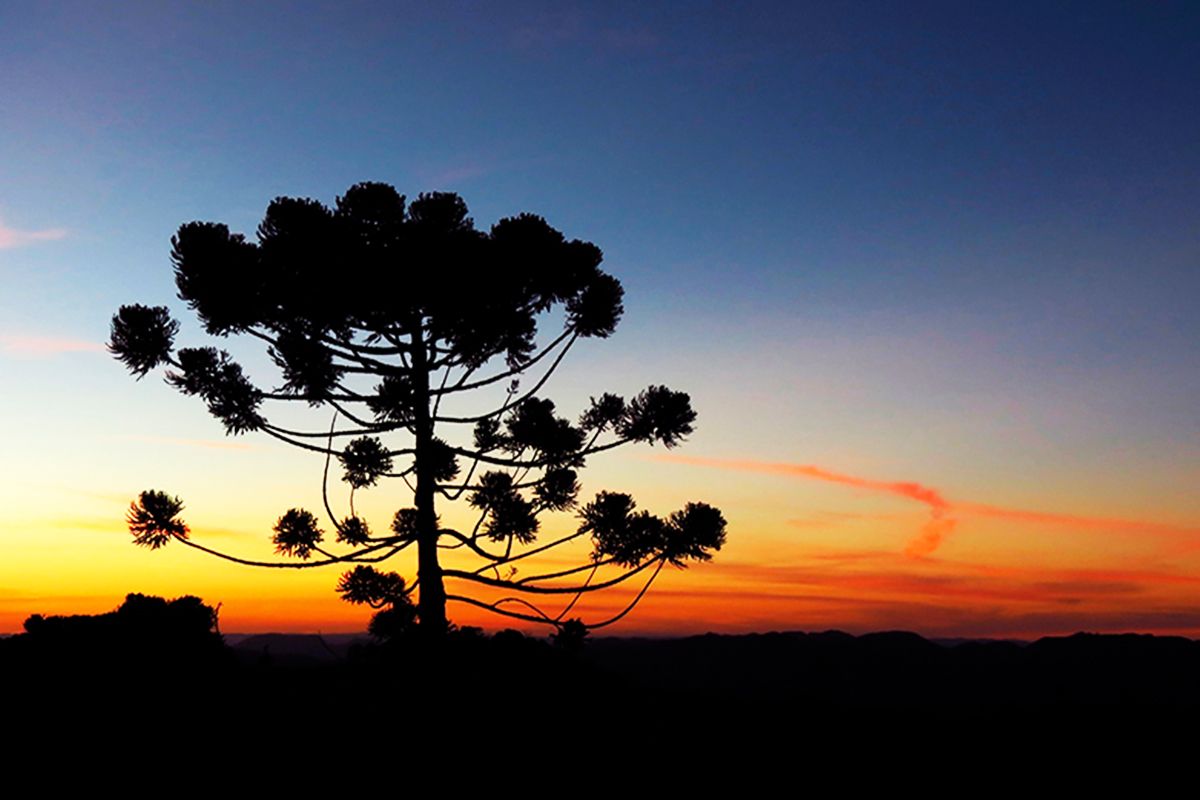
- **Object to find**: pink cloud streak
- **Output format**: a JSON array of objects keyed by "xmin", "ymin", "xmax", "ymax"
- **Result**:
[
  {"xmin": 653, "ymin": 454, "xmax": 1197, "ymax": 556},
  {"xmin": 0, "ymin": 220, "xmax": 67, "ymax": 250},
  {"xmin": 0, "ymin": 335, "xmax": 105, "ymax": 357}
]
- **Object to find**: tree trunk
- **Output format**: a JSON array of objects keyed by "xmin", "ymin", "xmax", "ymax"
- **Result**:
[
  {"xmin": 412, "ymin": 325, "xmax": 447, "ymax": 635},
  {"xmin": 415, "ymin": 440, "xmax": 446, "ymax": 635}
]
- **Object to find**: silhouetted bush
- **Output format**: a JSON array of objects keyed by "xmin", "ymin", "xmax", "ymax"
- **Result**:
[{"xmin": 4, "ymin": 593, "xmax": 230, "ymax": 681}]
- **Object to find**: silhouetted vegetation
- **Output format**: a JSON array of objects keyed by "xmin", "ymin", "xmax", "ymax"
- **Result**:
[
  {"xmin": 1, "ymin": 593, "xmax": 230, "ymax": 685},
  {"xmin": 586, "ymin": 630, "xmax": 1200, "ymax": 711},
  {"xmin": 109, "ymin": 184, "xmax": 726, "ymax": 638},
  {"xmin": 6, "ymin": 603, "xmax": 1197, "ymax": 735}
]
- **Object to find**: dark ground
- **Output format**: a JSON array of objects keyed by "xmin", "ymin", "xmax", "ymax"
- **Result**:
[
  {"xmin": 9, "ymin": 603, "xmax": 1192, "ymax": 771},
  {"xmin": 6, "ymin": 618, "xmax": 1199, "ymax": 728}
]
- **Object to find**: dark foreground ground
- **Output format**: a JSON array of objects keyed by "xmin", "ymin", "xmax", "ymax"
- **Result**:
[
  {"xmin": 6, "ymin": 620, "xmax": 1199, "ymax": 729},
  {"xmin": 8, "ymin": 599, "xmax": 1196, "ymax": 772}
]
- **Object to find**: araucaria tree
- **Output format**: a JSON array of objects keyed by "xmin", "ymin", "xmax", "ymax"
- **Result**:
[{"xmin": 110, "ymin": 183, "xmax": 725, "ymax": 637}]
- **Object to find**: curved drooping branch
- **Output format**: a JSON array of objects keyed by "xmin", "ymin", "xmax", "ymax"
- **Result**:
[
  {"xmin": 435, "ymin": 328, "xmax": 574, "ymax": 396},
  {"xmin": 244, "ymin": 326, "xmax": 400, "ymax": 375},
  {"xmin": 445, "ymin": 594, "xmax": 556, "ymax": 626},
  {"xmin": 433, "ymin": 332, "xmax": 578, "ymax": 423},
  {"xmin": 433, "ymin": 527, "xmax": 507, "ymax": 562},
  {"xmin": 437, "ymin": 527, "xmax": 590, "ymax": 568},
  {"xmin": 429, "ymin": 360, "xmax": 455, "ymax": 420},
  {"xmin": 436, "ymin": 437, "xmax": 630, "ymax": 470},
  {"xmin": 262, "ymin": 426, "xmax": 345, "ymax": 456},
  {"xmin": 330, "ymin": 397, "xmax": 395, "ymax": 432},
  {"xmin": 514, "ymin": 557, "xmax": 617, "ymax": 585},
  {"xmin": 445, "ymin": 556, "xmax": 666, "ymax": 630},
  {"xmin": 587, "ymin": 558, "xmax": 666, "ymax": 630},
  {"xmin": 319, "ymin": 332, "xmax": 414, "ymax": 356},
  {"xmin": 442, "ymin": 557, "xmax": 659, "ymax": 595},
  {"xmin": 320, "ymin": 412, "xmax": 359, "ymax": 538},
  {"xmin": 265, "ymin": 422, "xmax": 408, "ymax": 440},
  {"xmin": 549, "ymin": 562, "xmax": 599, "ymax": 622},
  {"xmin": 259, "ymin": 391, "xmax": 363, "ymax": 403},
  {"xmin": 176, "ymin": 535, "xmax": 413, "ymax": 569},
  {"xmin": 436, "ymin": 453, "xmax": 481, "ymax": 501}
]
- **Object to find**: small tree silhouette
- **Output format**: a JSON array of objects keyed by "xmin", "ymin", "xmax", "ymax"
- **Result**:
[{"xmin": 110, "ymin": 183, "xmax": 725, "ymax": 637}]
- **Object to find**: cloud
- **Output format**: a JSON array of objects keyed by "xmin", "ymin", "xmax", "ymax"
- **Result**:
[
  {"xmin": 657, "ymin": 455, "xmax": 959, "ymax": 556},
  {"xmin": 0, "ymin": 335, "xmax": 105, "ymax": 357},
  {"xmin": 418, "ymin": 162, "xmax": 494, "ymax": 188},
  {"xmin": 955, "ymin": 502, "xmax": 1195, "ymax": 536},
  {"xmin": 45, "ymin": 515, "xmax": 249, "ymax": 541},
  {"xmin": 654, "ymin": 456, "xmax": 951, "ymax": 508},
  {"xmin": 905, "ymin": 514, "xmax": 957, "ymax": 558},
  {"xmin": 0, "ymin": 220, "xmax": 67, "ymax": 250},
  {"xmin": 653, "ymin": 454, "xmax": 1199, "ymax": 556},
  {"xmin": 662, "ymin": 554, "xmax": 1200, "ymax": 635}
]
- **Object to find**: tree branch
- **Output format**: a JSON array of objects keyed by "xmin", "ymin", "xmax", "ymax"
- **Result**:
[
  {"xmin": 445, "ymin": 558, "xmax": 663, "ymax": 630},
  {"xmin": 433, "ymin": 332, "xmax": 578, "ymax": 423},
  {"xmin": 469, "ymin": 530, "xmax": 589, "ymax": 573},
  {"xmin": 259, "ymin": 392, "xmax": 363, "ymax": 402},
  {"xmin": 321, "ymin": 412, "xmax": 342, "ymax": 532},
  {"xmin": 436, "ymin": 453, "xmax": 481, "ymax": 501},
  {"xmin": 443, "ymin": 558, "xmax": 658, "ymax": 595},
  {"xmin": 440, "ymin": 436, "xmax": 630, "ymax": 469},
  {"xmin": 587, "ymin": 559, "xmax": 666, "ymax": 630},
  {"xmin": 436, "ymin": 527, "xmax": 506, "ymax": 561},
  {"xmin": 265, "ymin": 423, "xmax": 408, "ymax": 440},
  {"xmin": 321, "ymin": 333, "xmax": 413, "ymax": 355},
  {"xmin": 246, "ymin": 326, "xmax": 395, "ymax": 374},
  {"xmin": 435, "ymin": 328, "xmax": 574, "ymax": 396},
  {"xmin": 262, "ymin": 426, "xmax": 343, "ymax": 456},
  {"xmin": 515, "ymin": 557, "xmax": 616, "ymax": 585},
  {"xmin": 551, "ymin": 563, "xmax": 599, "ymax": 621},
  {"xmin": 329, "ymin": 398, "xmax": 394, "ymax": 431},
  {"xmin": 445, "ymin": 594, "xmax": 555, "ymax": 626},
  {"xmin": 174, "ymin": 535, "xmax": 399, "ymax": 569}
]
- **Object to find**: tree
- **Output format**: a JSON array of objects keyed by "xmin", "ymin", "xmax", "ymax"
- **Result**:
[{"xmin": 109, "ymin": 183, "xmax": 726, "ymax": 638}]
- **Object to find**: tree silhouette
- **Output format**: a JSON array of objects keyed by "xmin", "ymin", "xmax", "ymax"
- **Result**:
[{"xmin": 110, "ymin": 183, "xmax": 725, "ymax": 637}]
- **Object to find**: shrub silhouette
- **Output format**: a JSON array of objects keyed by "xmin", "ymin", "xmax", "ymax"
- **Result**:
[{"xmin": 12, "ymin": 593, "xmax": 226, "ymax": 671}]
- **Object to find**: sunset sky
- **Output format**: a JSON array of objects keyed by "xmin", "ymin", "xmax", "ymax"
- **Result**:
[{"xmin": 2, "ymin": 2, "xmax": 1198, "ymax": 638}]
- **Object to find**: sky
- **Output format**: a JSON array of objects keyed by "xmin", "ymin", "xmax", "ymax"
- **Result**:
[{"xmin": 1, "ymin": 1, "xmax": 1197, "ymax": 638}]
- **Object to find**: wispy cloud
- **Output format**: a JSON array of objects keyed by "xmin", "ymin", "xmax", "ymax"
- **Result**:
[
  {"xmin": 0, "ymin": 219, "xmax": 67, "ymax": 250},
  {"xmin": 0, "ymin": 335, "xmax": 105, "ymax": 357},
  {"xmin": 419, "ymin": 161, "xmax": 494, "ymax": 188},
  {"xmin": 955, "ymin": 502, "xmax": 1194, "ymax": 535},
  {"xmin": 644, "ymin": 582, "xmax": 1200, "ymax": 637},
  {"xmin": 657, "ymin": 455, "xmax": 957, "ymax": 556},
  {"xmin": 653, "ymin": 454, "xmax": 1198, "ymax": 557},
  {"xmin": 670, "ymin": 554, "xmax": 1200, "ymax": 633},
  {"xmin": 45, "ymin": 515, "xmax": 249, "ymax": 541}
]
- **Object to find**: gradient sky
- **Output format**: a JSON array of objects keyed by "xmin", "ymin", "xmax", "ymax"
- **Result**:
[{"xmin": 2, "ymin": 1, "xmax": 1198, "ymax": 638}]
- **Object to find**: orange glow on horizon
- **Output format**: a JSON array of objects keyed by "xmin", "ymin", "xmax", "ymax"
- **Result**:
[{"xmin": 4, "ymin": 451, "xmax": 1198, "ymax": 640}]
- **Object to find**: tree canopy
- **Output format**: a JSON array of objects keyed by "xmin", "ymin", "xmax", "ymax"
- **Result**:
[{"xmin": 110, "ymin": 183, "xmax": 726, "ymax": 637}]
